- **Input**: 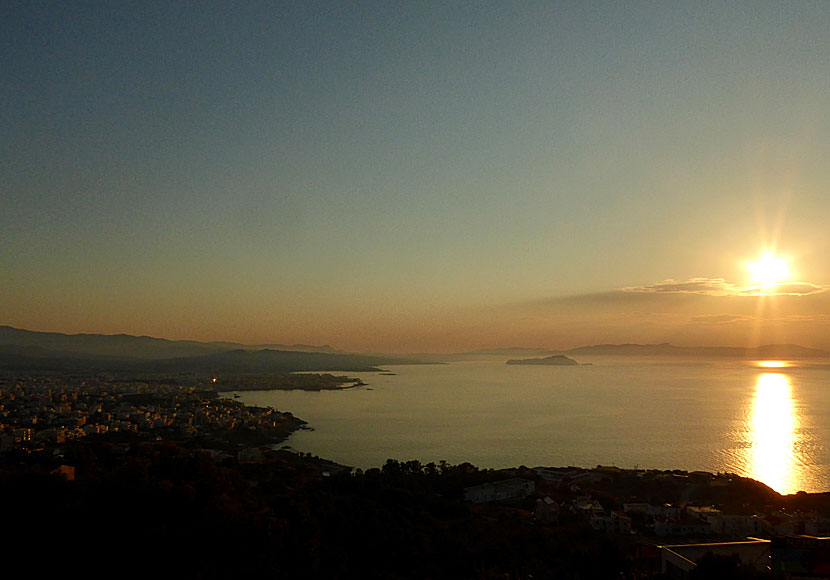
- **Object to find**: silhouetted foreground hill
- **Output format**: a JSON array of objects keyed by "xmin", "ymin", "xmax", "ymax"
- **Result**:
[
  {"xmin": 4, "ymin": 440, "xmax": 802, "ymax": 579},
  {"xmin": 0, "ymin": 443, "xmax": 631, "ymax": 579}
]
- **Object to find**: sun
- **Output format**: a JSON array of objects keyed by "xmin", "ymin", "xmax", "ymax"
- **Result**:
[{"xmin": 748, "ymin": 252, "xmax": 790, "ymax": 290}]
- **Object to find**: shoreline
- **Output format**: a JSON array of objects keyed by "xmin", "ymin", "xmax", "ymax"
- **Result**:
[{"xmin": 215, "ymin": 372, "xmax": 367, "ymax": 392}]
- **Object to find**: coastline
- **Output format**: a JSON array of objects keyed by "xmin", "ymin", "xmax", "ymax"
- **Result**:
[{"xmin": 216, "ymin": 372, "xmax": 366, "ymax": 392}]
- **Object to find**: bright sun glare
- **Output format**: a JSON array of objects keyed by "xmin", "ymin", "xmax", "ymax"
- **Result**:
[
  {"xmin": 757, "ymin": 360, "xmax": 789, "ymax": 368},
  {"xmin": 748, "ymin": 252, "xmax": 790, "ymax": 289}
]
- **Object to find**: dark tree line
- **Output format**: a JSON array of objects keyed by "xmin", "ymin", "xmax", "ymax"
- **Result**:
[{"xmin": 1, "ymin": 446, "xmax": 634, "ymax": 579}]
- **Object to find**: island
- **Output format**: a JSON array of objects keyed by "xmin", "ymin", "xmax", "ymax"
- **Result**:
[{"xmin": 506, "ymin": 354, "xmax": 579, "ymax": 366}]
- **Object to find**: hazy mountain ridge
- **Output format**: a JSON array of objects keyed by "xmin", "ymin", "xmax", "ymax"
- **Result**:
[
  {"xmin": 0, "ymin": 326, "xmax": 429, "ymax": 373},
  {"xmin": 426, "ymin": 343, "xmax": 830, "ymax": 361},
  {"xmin": 467, "ymin": 347, "xmax": 561, "ymax": 357},
  {"xmin": 0, "ymin": 326, "xmax": 341, "ymax": 360},
  {"xmin": 2, "ymin": 326, "xmax": 828, "ymax": 375},
  {"xmin": 146, "ymin": 349, "xmax": 410, "ymax": 373},
  {"xmin": 557, "ymin": 342, "xmax": 830, "ymax": 358},
  {"xmin": 0, "ymin": 345, "xmax": 404, "ymax": 374}
]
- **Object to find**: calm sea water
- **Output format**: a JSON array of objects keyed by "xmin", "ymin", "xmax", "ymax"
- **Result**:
[{"xmin": 225, "ymin": 357, "xmax": 830, "ymax": 494}]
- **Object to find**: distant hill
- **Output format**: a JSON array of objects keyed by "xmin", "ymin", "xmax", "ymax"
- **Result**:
[
  {"xmin": 0, "ymin": 326, "xmax": 405, "ymax": 374},
  {"xmin": 467, "ymin": 347, "xmax": 559, "ymax": 357},
  {"xmin": 207, "ymin": 341, "xmax": 343, "ymax": 355},
  {"xmin": 556, "ymin": 342, "xmax": 830, "ymax": 359},
  {"xmin": 397, "ymin": 348, "xmax": 560, "ymax": 363},
  {"xmin": 3, "ymin": 326, "xmax": 828, "ymax": 374},
  {"xmin": 446, "ymin": 342, "xmax": 830, "ymax": 361},
  {"xmin": 0, "ymin": 326, "xmax": 342, "ymax": 360},
  {"xmin": 146, "ymin": 349, "xmax": 402, "ymax": 374},
  {"xmin": 0, "ymin": 346, "xmax": 401, "ymax": 374}
]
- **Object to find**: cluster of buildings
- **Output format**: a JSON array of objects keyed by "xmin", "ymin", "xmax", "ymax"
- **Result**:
[
  {"xmin": 0, "ymin": 375, "xmax": 302, "ymax": 452},
  {"xmin": 464, "ymin": 466, "xmax": 830, "ymax": 578}
]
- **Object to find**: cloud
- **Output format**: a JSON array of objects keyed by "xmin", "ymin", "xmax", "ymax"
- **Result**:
[
  {"xmin": 689, "ymin": 314, "xmax": 755, "ymax": 325},
  {"xmin": 623, "ymin": 278, "xmax": 828, "ymax": 297},
  {"xmin": 762, "ymin": 314, "xmax": 830, "ymax": 325},
  {"xmin": 622, "ymin": 278, "xmax": 740, "ymax": 296},
  {"xmin": 766, "ymin": 283, "xmax": 829, "ymax": 296}
]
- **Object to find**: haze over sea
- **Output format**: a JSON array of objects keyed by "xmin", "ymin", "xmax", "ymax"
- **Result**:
[{"xmin": 229, "ymin": 357, "xmax": 830, "ymax": 495}]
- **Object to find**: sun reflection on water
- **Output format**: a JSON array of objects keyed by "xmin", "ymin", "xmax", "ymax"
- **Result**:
[
  {"xmin": 756, "ymin": 360, "xmax": 790, "ymax": 368},
  {"xmin": 745, "ymin": 372, "xmax": 801, "ymax": 494}
]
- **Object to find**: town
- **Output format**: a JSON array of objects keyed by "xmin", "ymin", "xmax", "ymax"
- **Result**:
[{"xmin": 0, "ymin": 374, "xmax": 306, "ymax": 453}]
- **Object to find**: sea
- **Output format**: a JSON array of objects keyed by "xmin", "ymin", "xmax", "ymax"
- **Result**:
[{"xmin": 224, "ymin": 357, "xmax": 830, "ymax": 494}]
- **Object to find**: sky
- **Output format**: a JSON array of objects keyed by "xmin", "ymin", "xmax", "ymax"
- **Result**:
[{"xmin": 2, "ymin": 1, "xmax": 829, "ymax": 353}]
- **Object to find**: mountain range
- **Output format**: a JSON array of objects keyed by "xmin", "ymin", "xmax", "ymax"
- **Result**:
[
  {"xmin": 0, "ymin": 325, "xmax": 342, "ymax": 359},
  {"xmin": 0, "ymin": 326, "xmax": 403, "ymax": 374},
  {"xmin": 560, "ymin": 342, "xmax": 830, "ymax": 358},
  {"xmin": 1, "ymin": 326, "xmax": 828, "ymax": 374}
]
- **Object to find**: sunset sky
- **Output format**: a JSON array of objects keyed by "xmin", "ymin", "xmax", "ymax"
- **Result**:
[{"xmin": 3, "ymin": 2, "xmax": 829, "ymax": 352}]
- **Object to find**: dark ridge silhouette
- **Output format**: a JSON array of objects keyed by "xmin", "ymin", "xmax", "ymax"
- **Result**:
[
  {"xmin": 0, "ymin": 345, "xmax": 414, "ymax": 374},
  {"xmin": 146, "ymin": 349, "xmax": 401, "ymax": 373},
  {"xmin": 0, "ymin": 325, "xmax": 342, "ymax": 360}
]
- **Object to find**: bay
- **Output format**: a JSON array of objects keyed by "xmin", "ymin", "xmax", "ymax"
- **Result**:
[{"xmin": 225, "ymin": 357, "xmax": 830, "ymax": 494}]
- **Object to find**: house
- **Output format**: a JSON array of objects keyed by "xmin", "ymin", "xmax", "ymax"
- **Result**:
[
  {"xmin": 534, "ymin": 496, "xmax": 560, "ymax": 523},
  {"xmin": 572, "ymin": 496, "xmax": 605, "ymax": 518},
  {"xmin": 763, "ymin": 513, "xmax": 801, "ymax": 536},
  {"xmin": 806, "ymin": 518, "xmax": 830, "ymax": 536},
  {"xmin": 654, "ymin": 515, "xmax": 712, "ymax": 537},
  {"xmin": 661, "ymin": 539, "xmax": 771, "ymax": 579},
  {"xmin": 590, "ymin": 511, "xmax": 632, "ymax": 535},
  {"xmin": 685, "ymin": 506, "xmax": 765, "ymax": 537},
  {"xmin": 535, "ymin": 467, "xmax": 581, "ymax": 483},
  {"xmin": 237, "ymin": 447, "xmax": 264, "ymax": 463},
  {"xmin": 707, "ymin": 513, "xmax": 765, "ymax": 537},
  {"xmin": 463, "ymin": 478, "xmax": 535, "ymax": 503},
  {"xmin": 624, "ymin": 502, "xmax": 681, "ymax": 519},
  {"xmin": 771, "ymin": 535, "xmax": 830, "ymax": 577}
]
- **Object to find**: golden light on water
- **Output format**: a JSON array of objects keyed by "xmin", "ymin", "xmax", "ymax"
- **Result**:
[
  {"xmin": 744, "ymin": 372, "xmax": 801, "ymax": 494},
  {"xmin": 757, "ymin": 360, "xmax": 790, "ymax": 368}
]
